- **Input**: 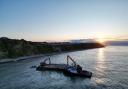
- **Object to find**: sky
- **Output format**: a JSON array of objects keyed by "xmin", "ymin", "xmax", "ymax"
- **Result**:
[{"xmin": 0, "ymin": 0, "xmax": 128, "ymax": 41}]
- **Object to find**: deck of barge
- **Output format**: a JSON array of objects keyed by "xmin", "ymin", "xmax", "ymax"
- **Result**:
[
  {"xmin": 36, "ymin": 64, "xmax": 70, "ymax": 71},
  {"xmin": 36, "ymin": 55, "xmax": 76, "ymax": 71}
]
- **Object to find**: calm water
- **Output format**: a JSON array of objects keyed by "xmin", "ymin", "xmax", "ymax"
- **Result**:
[{"xmin": 0, "ymin": 46, "xmax": 128, "ymax": 89}]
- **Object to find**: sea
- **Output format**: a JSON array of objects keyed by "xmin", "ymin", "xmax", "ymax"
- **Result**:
[{"xmin": 0, "ymin": 46, "xmax": 128, "ymax": 89}]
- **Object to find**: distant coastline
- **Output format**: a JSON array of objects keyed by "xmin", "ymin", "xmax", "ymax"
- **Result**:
[
  {"xmin": 0, "ymin": 37, "xmax": 105, "ymax": 63},
  {"xmin": 106, "ymin": 41, "xmax": 128, "ymax": 46}
]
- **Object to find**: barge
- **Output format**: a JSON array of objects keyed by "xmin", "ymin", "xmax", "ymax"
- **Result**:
[{"xmin": 36, "ymin": 55, "xmax": 92, "ymax": 78}]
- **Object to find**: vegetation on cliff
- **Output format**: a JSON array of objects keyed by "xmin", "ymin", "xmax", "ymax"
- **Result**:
[{"xmin": 0, "ymin": 37, "xmax": 104, "ymax": 59}]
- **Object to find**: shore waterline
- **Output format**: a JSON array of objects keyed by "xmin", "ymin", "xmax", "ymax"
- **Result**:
[{"xmin": 0, "ymin": 46, "xmax": 128, "ymax": 89}]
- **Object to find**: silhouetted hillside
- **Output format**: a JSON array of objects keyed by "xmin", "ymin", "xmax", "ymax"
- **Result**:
[{"xmin": 0, "ymin": 37, "xmax": 104, "ymax": 59}]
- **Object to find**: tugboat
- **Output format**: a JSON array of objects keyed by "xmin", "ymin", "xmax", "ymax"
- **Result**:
[
  {"xmin": 64, "ymin": 65, "xmax": 92, "ymax": 78},
  {"xmin": 63, "ymin": 55, "xmax": 92, "ymax": 78},
  {"xmin": 36, "ymin": 55, "xmax": 92, "ymax": 78}
]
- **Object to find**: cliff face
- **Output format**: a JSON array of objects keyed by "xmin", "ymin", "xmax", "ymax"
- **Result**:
[
  {"xmin": 0, "ymin": 37, "xmax": 54, "ymax": 59},
  {"xmin": 0, "ymin": 37, "xmax": 104, "ymax": 59}
]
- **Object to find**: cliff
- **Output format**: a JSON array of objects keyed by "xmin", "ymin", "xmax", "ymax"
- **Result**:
[{"xmin": 0, "ymin": 37, "xmax": 104, "ymax": 59}]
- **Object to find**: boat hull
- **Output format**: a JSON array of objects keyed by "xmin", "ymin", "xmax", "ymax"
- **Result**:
[{"xmin": 64, "ymin": 67, "xmax": 92, "ymax": 78}]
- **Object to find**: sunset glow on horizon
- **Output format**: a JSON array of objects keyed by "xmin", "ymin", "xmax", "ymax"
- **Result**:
[{"xmin": 0, "ymin": 0, "xmax": 128, "ymax": 41}]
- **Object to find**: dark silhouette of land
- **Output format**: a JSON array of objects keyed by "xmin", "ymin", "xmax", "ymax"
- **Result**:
[{"xmin": 0, "ymin": 37, "xmax": 104, "ymax": 60}]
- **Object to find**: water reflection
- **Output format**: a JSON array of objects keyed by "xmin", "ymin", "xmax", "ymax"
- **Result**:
[
  {"xmin": 96, "ymin": 48, "xmax": 106, "ymax": 70},
  {"xmin": 94, "ymin": 48, "xmax": 107, "ymax": 84},
  {"xmin": 98, "ymin": 48, "xmax": 105, "ymax": 61}
]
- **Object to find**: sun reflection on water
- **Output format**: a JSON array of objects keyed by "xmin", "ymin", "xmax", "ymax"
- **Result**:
[
  {"xmin": 98, "ymin": 48, "xmax": 105, "ymax": 61},
  {"xmin": 94, "ymin": 48, "xmax": 107, "ymax": 84}
]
